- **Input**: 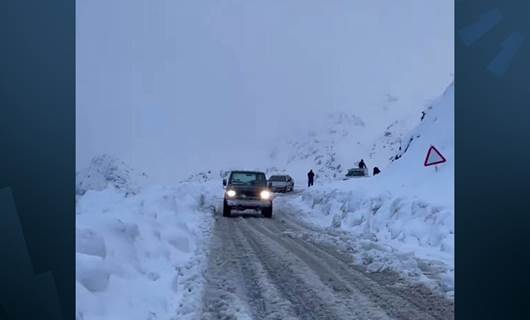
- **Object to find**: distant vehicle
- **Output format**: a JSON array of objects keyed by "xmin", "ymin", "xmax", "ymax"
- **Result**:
[
  {"xmin": 223, "ymin": 171, "xmax": 273, "ymax": 218},
  {"xmin": 345, "ymin": 167, "xmax": 369, "ymax": 178},
  {"xmin": 268, "ymin": 175, "xmax": 295, "ymax": 193}
]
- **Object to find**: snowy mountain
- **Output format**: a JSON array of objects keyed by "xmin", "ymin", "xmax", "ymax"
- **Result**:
[
  {"xmin": 267, "ymin": 112, "xmax": 367, "ymax": 181},
  {"xmin": 76, "ymin": 154, "xmax": 149, "ymax": 196},
  {"xmin": 174, "ymin": 91, "xmax": 443, "ymax": 187},
  {"xmin": 264, "ymin": 102, "xmax": 427, "ymax": 184},
  {"xmin": 368, "ymin": 117, "xmax": 421, "ymax": 165}
]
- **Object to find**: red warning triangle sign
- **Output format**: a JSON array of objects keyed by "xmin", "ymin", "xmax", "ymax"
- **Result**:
[{"xmin": 424, "ymin": 145, "xmax": 447, "ymax": 166}]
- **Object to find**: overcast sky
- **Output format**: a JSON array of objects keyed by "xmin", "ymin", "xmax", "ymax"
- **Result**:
[{"xmin": 76, "ymin": 0, "xmax": 454, "ymax": 182}]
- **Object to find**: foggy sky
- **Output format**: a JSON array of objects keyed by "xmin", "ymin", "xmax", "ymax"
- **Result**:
[{"xmin": 76, "ymin": 0, "xmax": 454, "ymax": 182}]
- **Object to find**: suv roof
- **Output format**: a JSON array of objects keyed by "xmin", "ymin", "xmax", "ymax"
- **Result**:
[{"xmin": 230, "ymin": 170, "xmax": 265, "ymax": 175}]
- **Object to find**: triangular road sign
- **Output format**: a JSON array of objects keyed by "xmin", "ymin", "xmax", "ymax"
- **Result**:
[{"xmin": 424, "ymin": 145, "xmax": 447, "ymax": 166}]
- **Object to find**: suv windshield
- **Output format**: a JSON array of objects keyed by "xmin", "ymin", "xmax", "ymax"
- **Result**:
[
  {"xmin": 269, "ymin": 176, "xmax": 286, "ymax": 182},
  {"xmin": 229, "ymin": 172, "xmax": 267, "ymax": 186}
]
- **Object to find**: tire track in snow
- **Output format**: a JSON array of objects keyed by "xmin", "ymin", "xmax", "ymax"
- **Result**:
[
  {"xmin": 247, "ymin": 218, "xmax": 442, "ymax": 320},
  {"xmin": 271, "ymin": 212, "xmax": 454, "ymax": 319},
  {"xmin": 200, "ymin": 215, "xmax": 298, "ymax": 320},
  {"xmin": 237, "ymin": 217, "xmax": 390, "ymax": 320},
  {"xmin": 200, "ymin": 210, "xmax": 453, "ymax": 319}
]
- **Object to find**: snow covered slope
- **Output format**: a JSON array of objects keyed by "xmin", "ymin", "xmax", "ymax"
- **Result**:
[
  {"xmin": 382, "ymin": 83, "xmax": 454, "ymax": 204},
  {"xmin": 368, "ymin": 116, "xmax": 422, "ymax": 167},
  {"xmin": 265, "ymin": 104, "xmax": 426, "ymax": 185},
  {"xmin": 267, "ymin": 112, "xmax": 367, "ymax": 182},
  {"xmin": 277, "ymin": 84, "xmax": 454, "ymax": 296}
]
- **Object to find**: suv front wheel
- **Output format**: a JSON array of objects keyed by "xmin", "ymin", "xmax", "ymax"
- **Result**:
[
  {"xmin": 262, "ymin": 206, "xmax": 272, "ymax": 218},
  {"xmin": 223, "ymin": 200, "xmax": 232, "ymax": 217}
]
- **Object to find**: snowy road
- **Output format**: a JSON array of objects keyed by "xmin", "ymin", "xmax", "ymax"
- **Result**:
[{"xmin": 199, "ymin": 205, "xmax": 454, "ymax": 320}]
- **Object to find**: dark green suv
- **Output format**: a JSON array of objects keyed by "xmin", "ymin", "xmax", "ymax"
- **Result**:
[{"xmin": 222, "ymin": 171, "xmax": 273, "ymax": 218}]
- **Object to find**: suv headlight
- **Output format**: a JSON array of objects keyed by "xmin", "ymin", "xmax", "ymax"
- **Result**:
[
  {"xmin": 226, "ymin": 190, "xmax": 236, "ymax": 197},
  {"xmin": 260, "ymin": 190, "xmax": 271, "ymax": 200}
]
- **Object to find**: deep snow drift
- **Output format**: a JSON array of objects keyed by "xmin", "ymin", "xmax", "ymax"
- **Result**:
[
  {"xmin": 76, "ymin": 156, "xmax": 219, "ymax": 320},
  {"xmin": 276, "ymin": 84, "xmax": 454, "ymax": 296}
]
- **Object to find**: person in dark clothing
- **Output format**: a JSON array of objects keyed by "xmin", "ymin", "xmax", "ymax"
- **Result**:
[
  {"xmin": 307, "ymin": 169, "xmax": 315, "ymax": 187},
  {"xmin": 358, "ymin": 159, "xmax": 366, "ymax": 169},
  {"xmin": 373, "ymin": 167, "xmax": 381, "ymax": 176}
]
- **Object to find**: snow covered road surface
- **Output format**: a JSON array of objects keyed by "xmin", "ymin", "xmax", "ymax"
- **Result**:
[{"xmin": 200, "ymin": 208, "xmax": 454, "ymax": 320}]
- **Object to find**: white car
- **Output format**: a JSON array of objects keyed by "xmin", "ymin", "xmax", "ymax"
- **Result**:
[{"xmin": 268, "ymin": 175, "xmax": 294, "ymax": 193}]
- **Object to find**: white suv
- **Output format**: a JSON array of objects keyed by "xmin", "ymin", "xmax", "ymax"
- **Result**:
[{"xmin": 268, "ymin": 175, "xmax": 294, "ymax": 193}]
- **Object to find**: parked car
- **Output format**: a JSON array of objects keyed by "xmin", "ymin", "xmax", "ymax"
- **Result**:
[
  {"xmin": 223, "ymin": 171, "xmax": 273, "ymax": 218},
  {"xmin": 268, "ymin": 175, "xmax": 295, "ymax": 193},
  {"xmin": 344, "ymin": 167, "xmax": 369, "ymax": 178}
]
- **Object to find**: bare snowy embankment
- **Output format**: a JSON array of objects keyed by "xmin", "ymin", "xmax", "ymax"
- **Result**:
[
  {"xmin": 76, "ymin": 156, "xmax": 218, "ymax": 320},
  {"xmin": 277, "ymin": 84, "xmax": 454, "ymax": 297}
]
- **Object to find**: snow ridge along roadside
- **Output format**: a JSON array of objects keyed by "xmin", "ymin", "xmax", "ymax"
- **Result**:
[{"xmin": 76, "ymin": 160, "xmax": 218, "ymax": 320}]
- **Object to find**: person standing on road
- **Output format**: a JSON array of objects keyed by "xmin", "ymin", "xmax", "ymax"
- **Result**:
[{"xmin": 307, "ymin": 169, "xmax": 315, "ymax": 187}]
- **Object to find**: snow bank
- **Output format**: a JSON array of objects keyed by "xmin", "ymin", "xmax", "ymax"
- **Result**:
[
  {"xmin": 76, "ymin": 157, "xmax": 220, "ymax": 320},
  {"xmin": 279, "ymin": 84, "xmax": 454, "ymax": 296}
]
